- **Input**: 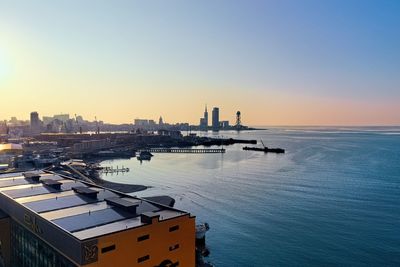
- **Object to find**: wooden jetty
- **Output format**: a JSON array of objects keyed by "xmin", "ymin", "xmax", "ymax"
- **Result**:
[{"xmin": 139, "ymin": 148, "xmax": 226, "ymax": 154}]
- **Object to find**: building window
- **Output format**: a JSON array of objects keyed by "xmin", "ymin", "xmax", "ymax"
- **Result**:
[
  {"xmin": 169, "ymin": 244, "xmax": 180, "ymax": 251},
  {"xmin": 10, "ymin": 219, "xmax": 77, "ymax": 267},
  {"xmin": 101, "ymin": 245, "xmax": 116, "ymax": 254},
  {"xmin": 169, "ymin": 225, "xmax": 179, "ymax": 232},
  {"xmin": 137, "ymin": 255, "xmax": 150, "ymax": 263},
  {"xmin": 137, "ymin": 234, "xmax": 149, "ymax": 242}
]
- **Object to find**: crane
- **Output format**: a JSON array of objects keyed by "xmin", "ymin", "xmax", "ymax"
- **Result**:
[{"xmin": 260, "ymin": 140, "xmax": 266, "ymax": 149}]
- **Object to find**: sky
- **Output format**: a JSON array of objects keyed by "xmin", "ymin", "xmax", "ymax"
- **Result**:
[{"xmin": 0, "ymin": 0, "xmax": 399, "ymax": 126}]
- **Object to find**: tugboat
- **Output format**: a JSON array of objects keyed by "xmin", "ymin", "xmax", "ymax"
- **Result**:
[
  {"xmin": 137, "ymin": 151, "xmax": 153, "ymax": 161},
  {"xmin": 243, "ymin": 140, "xmax": 285, "ymax": 154}
]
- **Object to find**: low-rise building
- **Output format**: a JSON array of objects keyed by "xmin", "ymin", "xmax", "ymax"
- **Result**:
[{"xmin": 0, "ymin": 171, "xmax": 195, "ymax": 267}]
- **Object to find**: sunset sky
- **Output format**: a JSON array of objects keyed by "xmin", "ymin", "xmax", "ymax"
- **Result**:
[{"xmin": 1, "ymin": 0, "xmax": 399, "ymax": 126}]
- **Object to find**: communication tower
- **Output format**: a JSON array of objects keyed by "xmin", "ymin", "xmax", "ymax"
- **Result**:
[{"xmin": 236, "ymin": 111, "xmax": 242, "ymax": 130}]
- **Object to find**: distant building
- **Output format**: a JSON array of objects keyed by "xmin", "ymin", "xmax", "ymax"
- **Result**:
[
  {"xmin": 134, "ymin": 119, "xmax": 149, "ymax": 127},
  {"xmin": 10, "ymin": 117, "xmax": 18, "ymax": 124},
  {"xmin": 72, "ymin": 139, "xmax": 113, "ymax": 153},
  {"xmin": 199, "ymin": 118, "xmax": 205, "ymax": 128},
  {"xmin": 43, "ymin": 114, "xmax": 70, "ymax": 125},
  {"xmin": 204, "ymin": 105, "xmax": 208, "ymax": 128},
  {"xmin": 53, "ymin": 114, "xmax": 70, "ymax": 122},
  {"xmin": 134, "ymin": 119, "xmax": 158, "ymax": 130},
  {"xmin": 0, "ymin": 121, "xmax": 7, "ymax": 135},
  {"xmin": 159, "ymin": 116, "xmax": 164, "ymax": 126},
  {"xmin": 76, "ymin": 115, "xmax": 84, "ymax": 123},
  {"xmin": 199, "ymin": 105, "xmax": 209, "ymax": 131},
  {"xmin": 220, "ymin": 120, "xmax": 230, "ymax": 129},
  {"xmin": 212, "ymin": 107, "xmax": 220, "ymax": 131},
  {"xmin": 42, "ymin": 116, "xmax": 54, "ymax": 125},
  {"xmin": 30, "ymin": 112, "xmax": 41, "ymax": 135}
]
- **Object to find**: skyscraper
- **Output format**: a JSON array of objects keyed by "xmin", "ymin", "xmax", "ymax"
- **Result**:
[
  {"xmin": 204, "ymin": 105, "xmax": 208, "ymax": 128},
  {"xmin": 212, "ymin": 107, "xmax": 219, "ymax": 131},
  {"xmin": 199, "ymin": 105, "xmax": 209, "ymax": 131},
  {"xmin": 30, "ymin": 111, "xmax": 41, "ymax": 134}
]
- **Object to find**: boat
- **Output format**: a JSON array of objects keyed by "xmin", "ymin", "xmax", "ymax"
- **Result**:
[
  {"xmin": 243, "ymin": 140, "xmax": 285, "ymax": 153},
  {"xmin": 243, "ymin": 147, "xmax": 285, "ymax": 153},
  {"xmin": 137, "ymin": 151, "xmax": 153, "ymax": 161}
]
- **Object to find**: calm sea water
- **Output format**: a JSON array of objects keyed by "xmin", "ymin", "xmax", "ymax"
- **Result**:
[{"xmin": 100, "ymin": 127, "xmax": 400, "ymax": 267}]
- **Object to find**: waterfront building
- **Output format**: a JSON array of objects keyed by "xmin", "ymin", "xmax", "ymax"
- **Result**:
[
  {"xmin": 220, "ymin": 121, "xmax": 230, "ymax": 129},
  {"xmin": 0, "ymin": 171, "xmax": 195, "ymax": 267},
  {"xmin": 212, "ymin": 107, "xmax": 220, "ymax": 131}
]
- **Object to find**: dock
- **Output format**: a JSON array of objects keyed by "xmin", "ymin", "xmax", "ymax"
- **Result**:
[
  {"xmin": 101, "ymin": 166, "xmax": 130, "ymax": 174},
  {"xmin": 139, "ymin": 148, "xmax": 226, "ymax": 154}
]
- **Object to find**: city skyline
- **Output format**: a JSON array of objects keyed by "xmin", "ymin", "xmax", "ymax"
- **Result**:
[
  {"xmin": 1, "ymin": 106, "xmax": 239, "ymax": 127},
  {"xmin": 1, "ymin": 1, "xmax": 400, "ymax": 126}
]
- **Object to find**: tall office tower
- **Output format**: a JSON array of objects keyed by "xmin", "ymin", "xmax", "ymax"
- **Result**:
[
  {"xmin": 204, "ymin": 105, "xmax": 208, "ymax": 128},
  {"xmin": 30, "ymin": 111, "xmax": 41, "ymax": 134},
  {"xmin": 212, "ymin": 107, "xmax": 220, "ymax": 131}
]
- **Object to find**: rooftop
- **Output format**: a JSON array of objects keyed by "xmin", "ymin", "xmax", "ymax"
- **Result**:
[
  {"xmin": 0, "ymin": 143, "xmax": 23, "ymax": 152},
  {"xmin": 0, "ymin": 170, "xmax": 187, "ymax": 241}
]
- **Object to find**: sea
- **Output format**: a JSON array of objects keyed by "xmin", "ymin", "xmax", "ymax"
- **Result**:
[{"xmin": 100, "ymin": 127, "xmax": 400, "ymax": 267}]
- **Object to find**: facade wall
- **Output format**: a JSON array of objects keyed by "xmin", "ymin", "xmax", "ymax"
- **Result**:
[
  {"xmin": 9, "ymin": 219, "xmax": 77, "ymax": 267},
  {"xmin": 89, "ymin": 215, "xmax": 195, "ymax": 267},
  {"xmin": 0, "ymin": 217, "xmax": 10, "ymax": 267},
  {"xmin": 0, "ymin": 193, "xmax": 85, "ymax": 265}
]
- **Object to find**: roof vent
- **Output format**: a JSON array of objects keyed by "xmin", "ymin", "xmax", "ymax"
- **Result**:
[
  {"xmin": 72, "ymin": 186, "xmax": 99, "ymax": 199},
  {"xmin": 140, "ymin": 212, "xmax": 160, "ymax": 224},
  {"xmin": 105, "ymin": 197, "xmax": 139, "ymax": 213},
  {"xmin": 41, "ymin": 179, "xmax": 62, "ymax": 190},
  {"xmin": 23, "ymin": 172, "xmax": 41, "ymax": 182}
]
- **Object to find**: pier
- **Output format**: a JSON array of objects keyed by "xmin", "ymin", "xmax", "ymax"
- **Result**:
[
  {"xmin": 101, "ymin": 166, "xmax": 130, "ymax": 174},
  {"xmin": 139, "ymin": 148, "xmax": 226, "ymax": 154}
]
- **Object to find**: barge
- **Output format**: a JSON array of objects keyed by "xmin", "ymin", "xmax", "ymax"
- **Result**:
[{"xmin": 243, "ymin": 140, "xmax": 285, "ymax": 154}]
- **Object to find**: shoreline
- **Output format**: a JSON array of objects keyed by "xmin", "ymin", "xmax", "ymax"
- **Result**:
[
  {"xmin": 87, "ymin": 163, "xmax": 148, "ymax": 194},
  {"xmin": 86, "ymin": 162, "xmax": 175, "ymax": 207}
]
